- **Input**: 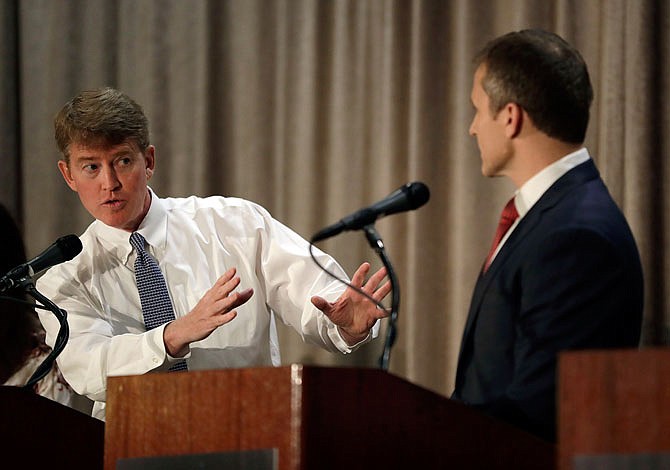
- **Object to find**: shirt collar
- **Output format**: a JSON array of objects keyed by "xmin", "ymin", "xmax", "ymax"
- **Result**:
[
  {"xmin": 93, "ymin": 187, "xmax": 168, "ymax": 264},
  {"xmin": 135, "ymin": 187, "xmax": 168, "ymax": 252},
  {"xmin": 514, "ymin": 148, "xmax": 591, "ymax": 217}
]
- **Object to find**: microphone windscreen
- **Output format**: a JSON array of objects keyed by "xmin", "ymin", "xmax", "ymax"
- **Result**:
[
  {"xmin": 407, "ymin": 182, "xmax": 430, "ymax": 209},
  {"xmin": 57, "ymin": 234, "xmax": 83, "ymax": 261}
]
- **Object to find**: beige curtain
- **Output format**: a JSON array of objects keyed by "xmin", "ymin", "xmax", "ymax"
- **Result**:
[{"xmin": 2, "ymin": 0, "xmax": 668, "ymax": 400}]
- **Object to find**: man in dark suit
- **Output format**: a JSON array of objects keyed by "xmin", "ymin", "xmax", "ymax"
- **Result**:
[{"xmin": 451, "ymin": 29, "xmax": 644, "ymax": 442}]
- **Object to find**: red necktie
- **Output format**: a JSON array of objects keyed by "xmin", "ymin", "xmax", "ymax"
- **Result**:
[{"xmin": 483, "ymin": 198, "xmax": 519, "ymax": 273}]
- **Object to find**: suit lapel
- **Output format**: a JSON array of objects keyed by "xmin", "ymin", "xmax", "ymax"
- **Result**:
[{"xmin": 457, "ymin": 160, "xmax": 601, "ymax": 362}]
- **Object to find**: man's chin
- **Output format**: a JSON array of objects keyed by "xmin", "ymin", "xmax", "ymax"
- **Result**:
[
  {"xmin": 481, "ymin": 165, "xmax": 503, "ymax": 179},
  {"xmin": 481, "ymin": 166, "xmax": 495, "ymax": 178}
]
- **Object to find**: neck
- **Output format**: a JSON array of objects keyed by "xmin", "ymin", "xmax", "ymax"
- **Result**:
[{"xmin": 508, "ymin": 137, "xmax": 582, "ymax": 188}]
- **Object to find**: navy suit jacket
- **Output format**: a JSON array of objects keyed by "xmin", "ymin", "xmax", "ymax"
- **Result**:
[{"xmin": 451, "ymin": 159, "xmax": 644, "ymax": 442}]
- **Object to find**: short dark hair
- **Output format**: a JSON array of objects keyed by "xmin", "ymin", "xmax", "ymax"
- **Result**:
[
  {"xmin": 475, "ymin": 29, "xmax": 593, "ymax": 144},
  {"xmin": 54, "ymin": 87, "xmax": 150, "ymax": 163}
]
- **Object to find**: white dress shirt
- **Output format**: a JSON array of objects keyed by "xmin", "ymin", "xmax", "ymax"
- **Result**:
[
  {"xmin": 37, "ymin": 190, "xmax": 368, "ymax": 420},
  {"xmin": 489, "ymin": 148, "xmax": 591, "ymax": 263}
]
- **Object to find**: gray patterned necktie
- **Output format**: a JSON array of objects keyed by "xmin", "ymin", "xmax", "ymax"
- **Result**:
[{"xmin": 130, "ymin": 232, "xmax": 187, "ymax": 372}]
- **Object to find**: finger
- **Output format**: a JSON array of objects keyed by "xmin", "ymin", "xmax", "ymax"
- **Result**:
[
  {"xmin": 372, "ymin": 279, "xmax": 393, "ymax": 302},
  {"xmin": 311, "ymin": 295, "xmax": 331, "ymax": 313},
  {"xmin": 211, "ymin": 288, "xmax": 253, "ymax": 326},
  {"xmin": 216, "ymin": 276, "xmax": 241, "ymax": 298},
  {"xmin": 205, "ymin": 269, "xmax": 239, "ymax": 300},
  {"xmin": 362, "ymin": 266, "xmax": 388, "ymax": 293},
  {"xmin": 229, "ymin": 287, "xmax": 254, "ymax": 308},
  {"xmin": 214, "ymin": 287, "xmax": 254, "ymax": 314},
  {"xmin": 350, "ymin": 262, "xmax": 371, "ymax": 287},
  {"xmin": 375, "ymin": 303, "xmax": 392, "ymax": 319},
  {"xmin": 213, "ymin": 310, "xmax": 238, "ymax": 327},
  {"xmin": 215, "ymin": 267, "xmax": 237, "ymax": 286}
]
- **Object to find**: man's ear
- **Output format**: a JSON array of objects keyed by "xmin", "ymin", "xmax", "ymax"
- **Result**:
[
  {"xmin": 504, "ymin": 102, "xmax": 523, "ymax": 139},
  {"xmin": 144, "ymin": 145, "xmax": 156, "ymax": 179},
  {"xmin": 58, "ymin": 160, "xmax": 78, "ymax": 191}
]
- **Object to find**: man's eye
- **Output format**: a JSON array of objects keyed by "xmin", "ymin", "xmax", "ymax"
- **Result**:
[{"xmin": 83, "ymin": 164, "xmax": 98, "ymax": 172}]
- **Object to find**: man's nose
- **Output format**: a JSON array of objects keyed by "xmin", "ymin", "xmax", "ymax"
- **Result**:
[{"xmin": 101, "ymin": 166, "xmax": 121, "ymax": 191}]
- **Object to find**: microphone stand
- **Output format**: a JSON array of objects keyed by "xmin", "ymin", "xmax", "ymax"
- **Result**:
[
  {"xmin": 362, "ymin": 225, "xmax": 399, "ymax": 371},
  {"xmin": 18, "ymin": 280, "xmax": 69, "ymax": 389}
]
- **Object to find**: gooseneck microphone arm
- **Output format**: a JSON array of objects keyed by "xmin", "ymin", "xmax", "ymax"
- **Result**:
[
  {"xmin": 362, "ymin": 225, "xmax": 399, "ymax": 371},
  {"xmin": 0, "ymin": 234, "xmax": 81, "ymax": 389},
  {"xmin": 22, "ymin": 282, "xmax": 69, "ymax": 389},
  {"xmin": 0, "ymin": 279, "xmax": 70, "ymax": 389}
]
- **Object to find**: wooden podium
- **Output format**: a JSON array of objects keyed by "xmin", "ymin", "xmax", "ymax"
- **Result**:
[
  {"xmin": 0, "ymin": 386, "xmax": 104, "ymax": 469},
  {"xmin": 104, "ymin": 365, "xmax": 554, "ymax": 469},
  {"xmin": 559, "ymin": 348, "xmax": 670, "ymax": 470}
]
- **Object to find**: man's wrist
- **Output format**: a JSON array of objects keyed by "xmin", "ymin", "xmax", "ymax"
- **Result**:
[
  {"xmin": 163, "ymin": 320, "xmax": 189, "ymax": 357},
  {"xmin": 338, "ymin": 326, "xmax": 369, "ymax": 346}
]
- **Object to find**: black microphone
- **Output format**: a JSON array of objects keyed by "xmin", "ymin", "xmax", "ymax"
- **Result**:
[
  {"xmin": 311, "ymin": 181, "xmax": 430, "ymax": 242},
  {"xmin": 0, "ymin": 234, "xmax": 82, "ymax": 292}
]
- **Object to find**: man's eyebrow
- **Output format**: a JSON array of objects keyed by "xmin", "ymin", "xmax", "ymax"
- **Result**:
[
  {"xmin": 75, "ymin": 155, "xmax": 99, "ymax": 162},
  {"xmin": 111, "ymin": 148, "xmax": 135, "ymax": 157}
]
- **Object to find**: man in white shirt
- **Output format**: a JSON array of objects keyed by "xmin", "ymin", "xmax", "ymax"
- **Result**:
[
  {"xmin": 37, "ymin": 87, "xmax": 390, "ymax": 420},
  {"xmin": 451, "ymin": 29, "xmax": 644, "ymax": 442}
]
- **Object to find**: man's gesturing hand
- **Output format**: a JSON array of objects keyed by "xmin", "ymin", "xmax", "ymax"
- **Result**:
[
  {"xmin": 164, "ymin": 267, "xmax": 253, "ymax": 357},
  {"xmin": 311, "ymin": 262, "xmax": 391, "ymax": 346}
]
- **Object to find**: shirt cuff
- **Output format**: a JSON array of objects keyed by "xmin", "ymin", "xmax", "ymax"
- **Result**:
[
  {"xmin": 148, "ymin": 323, "xmax": 192, "ymax": 370},
  {"xmin": 328, "ymin": 319, "xmax": 380, "ymax": 353}
]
